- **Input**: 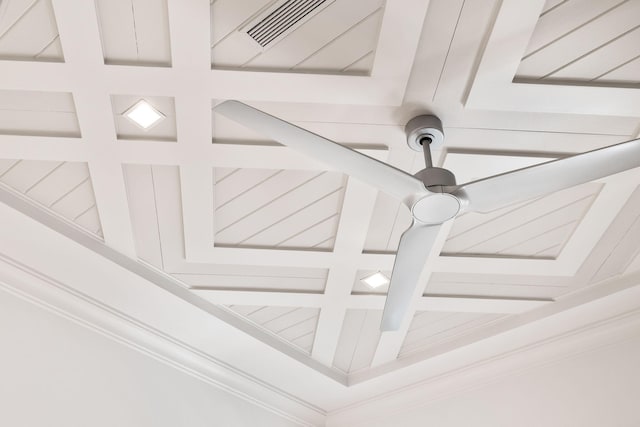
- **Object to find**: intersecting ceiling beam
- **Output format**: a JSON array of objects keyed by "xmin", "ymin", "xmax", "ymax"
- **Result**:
[
  {"xmin": 311, "ymin": 178, "xmax": 379, "ymax": 365},
  {"xmin": 52, "ymin": 0, "xmax": 136, "ymax": 256},
  {"xmin": 193, "ymin": 289, "xmax": 550, "ymax": 313},
  {"xmin": 0, "ymin": 136, "xmax": 388, "ymax": 168}
]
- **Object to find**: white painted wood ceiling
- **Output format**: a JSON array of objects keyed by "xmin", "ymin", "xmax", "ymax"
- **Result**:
[{"xmin": 1, "ymin": 0, "xmax": 640, "ymax": 385}]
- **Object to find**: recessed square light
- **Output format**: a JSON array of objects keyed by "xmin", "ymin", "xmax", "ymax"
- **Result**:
[
  {"xmin": 361, "ymin": 271, "xmax": 390, "ymax": 289},
  {"xmin": 123, "ymin": 99, "xmax": 165, "ymax": 130}
]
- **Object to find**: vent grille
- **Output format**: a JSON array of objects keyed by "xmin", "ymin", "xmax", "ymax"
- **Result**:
[{"xmin": 247, "ymin": 0, "xmax": 329, "ymax": 48}]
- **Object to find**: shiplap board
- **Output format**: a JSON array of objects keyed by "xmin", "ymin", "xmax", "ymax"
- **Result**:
[
  {"xmin": 214, "ymin": 167, "xmax": 346, "ymax": 250},
  {"xmin": 599, "ymin": 56, "xmax": 640, "ymax": 83},
  {"xmin": 210, "ymin": 0, "xmax": 384, "ymax": 74},
  {"xmin": 363, "ymin": 192, "xmax": 412, "ymax": 253},
  {"xmin": 551, "ymin": 27, "xmax": 640, "ymax": 82},
  {"xmin": 589, "ymin": 185, "xmax": 640, "ymax": 284},
  {"xmin": 282, "ymin": 7, "xmax": 383, "ymax": 74},
  {"xmin": 442, "ymin": 183, "xmax": 602, "ymax": 259},
  {"xmin": 95, "ymin": 0, "xmax": 172, "ymax": 66},
  {"xmin": 398, "ymin": 311, "xmax": 505, "ymax": 357},
  {"xmin": 130, "ymin": 164, "xmax": 189, "ymax": 269},
  {"xmin": 540, "ymin": 0, "xmax": 569, "ymax": 15},
  {"xmin": 523, "ymin": 0, "xmax": 623, "ymax": 58},
  {"xmin": 362, "ymin": 150, "xmax": 599, "ymax": 258},
  {"xmin": 228, "ymin": 305, "xmax": 320, "ymax": 353},
  {"xmin": 124, "ymin": 163, "xmax": 332, "ymax": 290},
  {"xmin": 209, "ymin": 0, "xmax": 271, "ymax": 47},
  {"xmin": 112, "ymin": 95, "xmax": 177, "ymax": 141},
  {"xmin": 0, "ymin": 0, "xmax": 64, "ymax": 61},
  {"xmin": 0, "ymin": 90, "xmax": 79, "ymax": 137},
  {"xmin": 517, "ymin": 0, "xmax": 640, "ymax": 83},
  {"xmin": 0, "ymin": 159, "xmax": 102, "ymax": 236},
  {"xmin": 333, "ymin": 309, "xmax": 382, "ymax": 373}
]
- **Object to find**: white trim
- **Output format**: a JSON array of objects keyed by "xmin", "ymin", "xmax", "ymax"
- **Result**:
[
  {"xmin": 353, "ymin": 268, "xmax": 640, "ymax": 383},
  {"xmin": 193, "ymin": 289, "xmax": 549, "ymax": 313},
  {"xmin": 180, "ymin": 165, "xmax": 215, "ymax": 256},
  {"xmin": 330, "ymin": 307, "xmax": 640, "ymax": 425},
  {"xmin": 0, "ymin": 188, "xmax": 345, "ymax": 384},
  {"xmin": 0, "ymin": 256, "xmax": 325, "ymax": 427},
  {"xmin": 330, "ymin": 267, "xmax": 640, "ymax": 423}
]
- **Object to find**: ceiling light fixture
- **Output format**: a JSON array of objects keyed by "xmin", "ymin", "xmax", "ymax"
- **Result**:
[
  {"xmin": 123, "ymin": 99, "xmax": 165, "ymax": 130},
  {"xmin": 361, "ymin": 272, "xmax": 390, "ymax": 289}
]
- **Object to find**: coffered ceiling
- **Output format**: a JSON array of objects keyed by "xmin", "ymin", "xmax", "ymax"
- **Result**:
[{"xmin": 0, "ymin": 0, "xmax": 639, "ymax": 424}]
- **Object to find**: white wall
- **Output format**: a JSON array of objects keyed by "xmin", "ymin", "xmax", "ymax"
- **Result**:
[
  {"xmin": 0, "ymin": 289, "xmax": 298, "ymax": 427},
  {"xmin": 364, "ymin": 336, "xmax": 640, "ymax": 427}
]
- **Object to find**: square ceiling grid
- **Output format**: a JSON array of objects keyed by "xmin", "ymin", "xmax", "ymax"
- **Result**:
[{"xmin": 0, "ymin": 0, "xmax": 639, "ymax": 405}]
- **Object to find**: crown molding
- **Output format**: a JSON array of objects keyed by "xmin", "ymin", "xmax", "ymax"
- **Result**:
[
  {"xmin": 0, "ymin": 183, "xmax": 347, "ymax": 385},
  {"xmin": 0, "ymin": 253, "xmax": 326, "ymax": 427}
]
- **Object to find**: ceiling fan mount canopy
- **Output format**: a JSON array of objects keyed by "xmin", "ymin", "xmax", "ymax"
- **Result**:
[{"xmin": 405, "ymin": 114, "xmax": 445, "ymax": 152}]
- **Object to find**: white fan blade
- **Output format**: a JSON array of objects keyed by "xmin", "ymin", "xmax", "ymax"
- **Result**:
[
  {"xmin": 381, "ymin": 222, "xmax": 442, "ymax": 331},
  {"xmin": 452, "ymin": 138, "xmax": 640, "ymax": 213},
  {"xmin": 215, "ymin": 100, "xmax": 427, "ymax": 201}
]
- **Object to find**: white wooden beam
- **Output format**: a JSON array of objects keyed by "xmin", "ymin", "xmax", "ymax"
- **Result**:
[
  {"xmin": 166, "ymin": 0, "xmax": 217, "ymax": 256},
  {"xmin": 193, "ymin": 289, "xmax": 551, "ymax": 312},
  {"xmin": 469, "ymin": 81, "xmax": 640, "ymax": 117},
  {"xmin": 167, "ymin": 0, "xmax": 211, "ymax": 70},
  {"xmin": 51, "ymin": 0, "xmax": 104, "ymax": 64},
  {"xmin": 348, "ymin": 294, "xmax": 550, "ymax": 313},
  {"xmin": 180, "ymin": 165, "xmax": 215, "ymax": 257},
  {"xmin": 0, "ymin": 59, "xmax": 403, "ymax": 105},
  {"xmin": 209, "ymin": 70, "xmax": 401, "ymax": 105},
  {"xmin": 194, "ymin": 290, "xmax": 326, "ymax": 308},
  {"xmin": 372, "ymin": 0, "xmax": 430, "ymax": 80},
  {"xmin": 0, "ymin": 136, "xmax": 388, "ymax": 169},
  {"xmin": 52, "ymin": 0, "xmax": 136, "ymax": 256},
  {"xmin": 87, "ymin": 154, "xmax": 137, "ymax": 256},
  {"xmin": 311, "ymin": 178, "xmax": 379, "ymax": 365},
  {"xmin": 0, "ymin": 136, "xmax": 89, "ymax": 162},
  {"xmin": 0, "ymin": 61, "xmax": 76, "ymax": 92}
]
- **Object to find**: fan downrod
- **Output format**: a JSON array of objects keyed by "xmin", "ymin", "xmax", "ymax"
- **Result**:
[{"xmin": 405, "ymin": 115, "xmax": 456, "ymax": 189}]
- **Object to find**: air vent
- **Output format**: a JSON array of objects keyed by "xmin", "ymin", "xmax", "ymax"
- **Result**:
[{"xmin": 246, "ymin": 0, "xmax": 331, "ymax": 48}]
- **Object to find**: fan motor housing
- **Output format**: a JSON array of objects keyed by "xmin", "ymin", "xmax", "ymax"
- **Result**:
[{"xmin": 414, "ymin": 167, "xmax": 456, "ymax": 189}]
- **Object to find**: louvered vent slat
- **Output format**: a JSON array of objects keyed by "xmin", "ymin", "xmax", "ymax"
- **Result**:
[{"xmin": 247, "ymin": 0, "xmax": 329, "ymax": 47}]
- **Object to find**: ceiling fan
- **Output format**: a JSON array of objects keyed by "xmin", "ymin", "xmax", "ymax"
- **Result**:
[{"xmin": 215, "ymin": 100, "xmax": 640, "ymax": 332}]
